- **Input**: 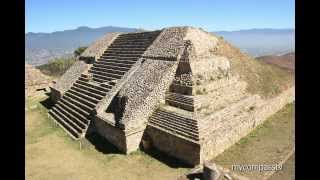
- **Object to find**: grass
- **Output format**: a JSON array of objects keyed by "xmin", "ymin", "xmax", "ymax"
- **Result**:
[
  {"xmin": 215, "ymin": 39, "xmax": 294, "ymax": 98},
  {"xmin": 214, "ymin": 102, "xmax": 295, "ymax": 179},
  {"xmin": 26, "ymin": 93, "xmax": 190, "ymax": 180}
]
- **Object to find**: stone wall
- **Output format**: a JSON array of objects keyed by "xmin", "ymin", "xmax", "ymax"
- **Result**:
[
  {"xmin": 80, "ymin": 32, "xmax": 120, "ymax": 61},
  {"xmin": 50, "ymin": 60, "xmax": 89, "ymax": 100},
  {"xmin": 143, "ymin": 27, "xmax": 188, "ymax": 60},
  {"xmin": 118, "ymin": 59, "xmax": 179, "ymax": 131},
  {"xmin": 199, "ymin": 86, "xmax": 295, "ymax": 162},
  {"xmin": 94, "ymin": 116, "xmax": 127, "ymax": 152},
  {"xmin": 145, "ymin": 126, "xmax": 201, "ymax": 165}
]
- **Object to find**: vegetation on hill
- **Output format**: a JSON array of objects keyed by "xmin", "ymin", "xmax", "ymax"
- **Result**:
[
  {"xmin": 37, "ymin": 57, "xmax": 76, "ymax": 77},
  {"xmin": 74, "ymin": 46, "xmax": 87, "ymax": 57},
  {"xmin": 215, "ymin": 37, "xmax": 294, "ymax": 98}
]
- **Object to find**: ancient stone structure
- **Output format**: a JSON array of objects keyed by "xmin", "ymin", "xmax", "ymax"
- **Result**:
[{"xmin": 49, "ymin": 27, "xmax": 295, "ymax": 166}]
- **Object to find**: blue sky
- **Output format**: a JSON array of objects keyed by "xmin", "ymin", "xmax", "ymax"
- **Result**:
[{"xmin": 26, "ymin": 0, "xmax": 295, "ymax": 33}]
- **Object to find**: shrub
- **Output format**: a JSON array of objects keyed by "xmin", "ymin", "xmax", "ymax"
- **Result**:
[{"xmin": 37, "ymin": 57, "xmax": 76, "ymax": 77}]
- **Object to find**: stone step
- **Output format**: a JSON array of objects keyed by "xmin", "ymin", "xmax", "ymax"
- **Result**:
[
  {"xmin": 92, "ymin": 73, "xmax": 121, "ymax": 84},
  {"xmin": 49, "ymin": 110, "xmax": 80, "ymax": 139},
  {"xmin": 58, "ymin": 100, "xmax": 89, "ymax": 124},
  {"xmin": 93, "ymin": 63, "xmax": 130, "ymax": 72},
  {"xmin": 118, "ymin": 31, "xmax": 160, "ymax": 37},
  {"xmin": 65, "ymin": 91, "xmax": 96, "ymax": 109},
  {"xmin": 73, "ymin": 82, "xmax": 107, "ymax": 96},
  {"xmin": 76, "ymin": 79, "xmax": 111, "ymax": 92},
  {"xmin": 95, "ymin": 61, "xmax": 132, "ymax": 69},
  {"xmin": 166, "ymin": 92, "xmax": 194, "ymax": 103},
  {"xmin": 91, "ymin": 66, "xmax": 127, "ymax": 76},
  {"xmin": 153, "ymin": 110, "xmax": 198, "ymax": 127},
  {"xmin": 63, "ymin": 93, "xmax": 94, "ymax": 113},
  {"xmin": 55, "ymin": 104, "xmax": 88, "ymax": 129},
  {"xmin": 100, "ymin": 54, "xmax": 141, "ymax": 59},
  {"xmin": 107, "ymin": 47, "xmax": 146, "ymax": 51},
  {"xmin": 107, "ymin": 44, "xmax": 149, "ymax": 49},
  {"xmin": 149, "ymin": 115, "xmax": 199, "ymax": 133},
  {"xmin": 52, "ymin": 106, "xmax": 84, "ymax": 133},
  {"xmin": 78, "ymin": 77, "xmax": 89, "ymax": 82},
  {"xmin": 102, "ymin": 52, "xmax": 144, "ymax": 57},
  {"xmin": 165, "ymin": 99, "xmax": 194, "ymax": 112},
  {"xmin": 156, "ymin": 109, "xmax": 197, "ymax": 125},
  {"xmin": 99, "ymin": 57, "xmax": 138, "ymax": 63},
  {"xmin": 60, "ymin": 98, "xmax": 90, "ymax": 117},
  {"xmin": 68, "ymin": 89, "xmax": 99, "ymax": 104},
  {"xmin": 112, "ymin": 39, "xmax": 153, "ymax": 44},
  {"xmin": 70, "ymin": 86, "xmax": 104, "ymax": 100},
  {"xmin": 115, "ymin": 36, "xmax": 155, "ymax": 41},
  {"xmin": 148, "ymin": 120, "xmax": 199, "ymax": 141},
  {"xmin": 89, "ymin": 69, "xmax": 123, "ymax": 79}
]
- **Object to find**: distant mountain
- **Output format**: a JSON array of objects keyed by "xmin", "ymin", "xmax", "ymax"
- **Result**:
[
  {"xmin": 256, "ymin": 52, "xmax": 295, "ymax": 71},
  {"xmin": 25, "ymin": 26, "xmax": 140, "ymax": 65},
  {"xmin": 213, "ymin": 28, "xmax": 295, "ymax": 57},
  {"xmin": 26, "ymin": 26, "xmax": 295, "ymax": 66}
]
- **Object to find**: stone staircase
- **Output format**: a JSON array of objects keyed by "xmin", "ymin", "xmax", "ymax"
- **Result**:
[
  {"xmin": 165, "ymin": 92, "xmax": 194, "ymax": 111},
  {"xmin": 49, "ymin": 31, "xmax": 161, "ymax": 140},
  {"xmin": 148, "ymin": 108, "xmax": 200, "ymax": 142}
]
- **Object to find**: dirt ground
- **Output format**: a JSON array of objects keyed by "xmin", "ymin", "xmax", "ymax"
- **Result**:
[
  {"xmin": 26, "ymin": 94, "xmax": 190, "ymax": 180},
  {"xmin": 214, "ymin": 103, "xmax": 295, "ymax": 179}
]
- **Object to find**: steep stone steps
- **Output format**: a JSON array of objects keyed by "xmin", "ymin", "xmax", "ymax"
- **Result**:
[
  {"xmin": 63, "ymin": 93, "xmax": 95, "ymax": 112},
  {"xmin": 148, "ymin": 108, "xmax": 200, "ymax": 142},
  {"xmin": 57, "ymin": 100, "xmax": 89, "ymax": 124},
  {"xmin": 49, "ymin": 109, "xmax": 81, "ymax": 139},
  {"xmin": 98, "ymin": 57, "xmax": 138, "ymax": 64},
  {"xmin": 55, "ymin": 104, "xmax": 87, "ymax": 129},
  {"xmin": 75, "ymin": 80, "xmax": 111, "ymax": 92},
  {"xmin": 165, "ymin": 92, "xmax": 194, "ymax": 111},
  {"xmin": 70, "ymin": 86, "xmax": 104, "ymax": 100},
  {"xmin": 49, "ymin": 30, "xmax": 162, "ymax": 140},
  {"xmin": 93, "ymin": 63, "xmax": 131, "ymax": 72},
  {"xmin": 65, "ymin": 91, "xmax": 96, "ymax": 108},
  {"xmin": 73, "ymin": 82, "xmax": 107, "ymax": 96},
  {"xmin": 94, "ymin": 61, "xmax": 133, "ymax": 69},
  {"xmin": 91, "ymin": 66, "xmax": 127, "ymax": 75}
]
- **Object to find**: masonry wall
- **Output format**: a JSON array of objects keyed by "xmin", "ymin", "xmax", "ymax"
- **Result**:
[
  {"xmin": 94, "ymin": 117, "xmax": 127, "ymax": 153},
  {"xmin": 145, "ymin": 126, "xmax": 201, "ymax": 165},
  {"xmin": 199, "ymin": 87, "xmax": 295, "ymax": 162}
]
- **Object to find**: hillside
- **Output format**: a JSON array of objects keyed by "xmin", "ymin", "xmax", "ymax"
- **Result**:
[
  {"xmin": 214, "ymin": 29, "xmax": 295, "ymax": 57},
  {"xmin": 256, "ymin": 52, "xmax": 295, "ymax": 71},
  {"xmin": 213, "ymin": 35, "xmax": 294, "ymax": 98}
]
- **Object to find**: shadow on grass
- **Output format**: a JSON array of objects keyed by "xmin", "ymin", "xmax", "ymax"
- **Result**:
[
  {"xmin": 141, "ymin": 146, "xmax": 193, "ymax": 169},
  {"xmin": 85, "ymin": 132, "xmax": 122, "ymax": 154}
]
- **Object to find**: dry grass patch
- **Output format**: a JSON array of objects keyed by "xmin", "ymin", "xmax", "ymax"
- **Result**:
[{"xmin": 26, "ymin": 94, "xmax": 190, "ymax": 180}]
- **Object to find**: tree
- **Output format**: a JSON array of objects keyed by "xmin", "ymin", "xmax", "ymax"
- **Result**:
[{"xmin": 73, "ymin": 46, "xmax": 88, "ymax": 58}]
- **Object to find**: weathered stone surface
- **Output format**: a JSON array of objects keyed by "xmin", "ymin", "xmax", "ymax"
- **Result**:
[
  {"xmin": 143, "ymin": 27, "xmax": 188, "ymax": 59},
  {"xmin": 51, "ymin": 60, "xmax": 89, "ymax": 96}
]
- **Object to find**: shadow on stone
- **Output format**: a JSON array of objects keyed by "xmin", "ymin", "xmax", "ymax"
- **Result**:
[
  {"xmin": 140, "ymin": 146, "xmax": 193, "ymax": 168},
  {"xmin": 40, "ymin": 96, "xmax": 55, "ymax": 110},
  {"xmin": 186, "ymin": 172, "xmax": 203, "ymax": 180},
  {"xmin": 85, "ymin": 132, "xmax": 122, "ymax": 154}
]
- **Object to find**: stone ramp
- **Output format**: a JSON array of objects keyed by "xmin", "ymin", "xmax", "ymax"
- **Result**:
[{"xmin": 49, "ymin": 31, "xmax": 161, "ymax": 140}]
